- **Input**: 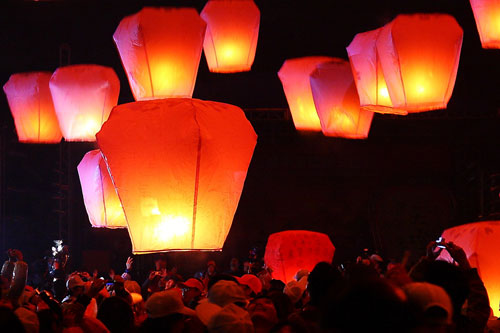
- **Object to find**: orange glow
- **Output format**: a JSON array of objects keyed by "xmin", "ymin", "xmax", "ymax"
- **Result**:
[
  {"xmin": 49, "ymin": 64, "xmax": 120, "ymax": 142},
  {"xmin": 309, "ymin": 59, "xmax": 374, "ymax": 139},
  {"xmin": 278, "ymin": 56, "xmax": 335, "ymax": 131},
  {"xmin": 470, "ymin": 0, "xmax": 500, "ymax": 48},
  {"xmin": 97, "ymin": 98, "xmax": 257, "ymax": 253},
  {"xmin": 3, "ymin": 72, "xmax": 62, "ymax": 143},
  {"xmin": 77, "ymin": 150, "xmax": 127, "ymax": 229},
  {"xmin": 438, "ymin": 221, "xmax": 500, "ymax": 317},
  {"xmin": 113, "ymin": 7, "xmax": 206, "ymax": 100},
  {"xmin": 376, "ymin": 14, "xmax": 463, "ymax": 112},
  {"xmin": 201, "ymin": 0, "xmax": 260, "ymax": 73},
  {"xmin": 264, "ymin": 230, "xmax": 335, "ymax": 283}
]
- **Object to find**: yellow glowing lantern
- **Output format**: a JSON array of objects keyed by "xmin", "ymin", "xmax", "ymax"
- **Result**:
[
  {"xmin": 49, "ymin": 64, "xmax": 120, "ymax": 142},
  {"xmin": 278, "ymin": 56, "xmax": 335, "ymax": 131},
  {"xmin": 113, "ymin": 7, "xmax": 206, "ymax": 100},
  {"xmin": 96, "ymin": 98, "xmax": 257, "ymax": 253},
  {"xmin": 77, "ymin": 149, "xmax": 127, "ymax": 229},
  {"xmin": 376, "ymin": 14, "xmax": 463, "ymax": 112},
  {"xmin": 470, "ymin": 0, "xmax": 500, "ymax": 48},
  {"xmin": 437, "ymin": 221, "xmax": 500, "ymax": 317},
  {"xmin": 201, "ymin": 0, "xmax": 260, "ymax": 73},
  {"xmin": 3, "ymin": 72, "xmax": 62, "ymax": 143},
  {"xmin": 309, "ymin": 59, "xmax": 374, "ymax": 139}
]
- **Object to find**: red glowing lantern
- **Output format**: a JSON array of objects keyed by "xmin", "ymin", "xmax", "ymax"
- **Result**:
[
  {"xmin": 470, "ymin": 0, "xmax": 500, "ymax": 48},
  {"xmin": 264, "ymin": 230, "xmax": 335, "ymax": 283},
  {"xmin": 309, "ymin": 59, "xmax": 374, "ymax": 139},
  {"xmin": 97, "ymin": 98, "xmax": 257, "ymax": 253},
  {"xmin": 200, "ymin": 0, "xmax": 260, "ymax": 73},
  {"xmin": 3, "ymin": 72, "xmax": 62, "ymax": 143},
  {"xmin": 113, "ymin": 7, "xmax": 206, "ymax": 100},
  {"xmin": 77, "ymin": 149, "xmax": 127, "ymax": 229},
  {"xmin": 376, "ymin": 14, "xmax": 463, "ymax": 112},
  {"xmin": 278, "ymin": 56, "xmax": 335, "ymax": 131},
  {"xmin": 49, "ymin": 64, "xmax": 120, "ymax": 142},
  {"xmin": 437, "ymin": 221, "xmax": 500, "ymax": 317}
]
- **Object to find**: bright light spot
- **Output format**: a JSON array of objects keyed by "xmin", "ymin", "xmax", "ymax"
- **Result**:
[
  {"xmin": 157, "ymin": 215, "xmax": 190, "ymax": 241},
  {"xmin": 151, "ymin": 207, "xmax": 161, "ymax": 215},
  {"xmin": 223, "ymin": 47, "xmax": 235, "ymax": 59},
  {"xmin": 416, "ymin": 85, "xmax": 426, "ymax": 94},
  {"xmin": 379, "ymin": 87, "xmax": 389, "ymax": 98}
]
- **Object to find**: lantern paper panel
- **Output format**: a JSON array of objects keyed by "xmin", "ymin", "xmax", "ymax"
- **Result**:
[
  {"xmin": 377, "ymin": 14, "xmax": 463, "ymax": 112},
  {"xmin": 97, "ymin": 98, "xmax": 257, "ymax": 254},
  {"xmin": 201, "ymin": 0, "xmax": 260, "ymax": 73},
  {"xmin": 3, "ymin": 72, "xmax": 62, "ymax": 143},
  {"xmin": 470, "ymin": 0, "xmax": 500, "ymax": 48},
  {"xmin": 437, "ymin": 221, "xmax": 500, "ymax": 317},
  {"xmin": 264, "ymin": 230, "xmax": 335, "ymax": 283},
  {"xmin": 77, "ymin": 149, "xmax": 127, "ymax": 229},
  {"xmin": 113, "ymin": 7, "xmax": 206, "ymax": 100},
  {"xmin": 346, "ymin": 28, "xmax": 407, "ymax": 115},
  {"xmin": 310, "ymin": 59, "xmax": 374, "ymax": 139},
  {"xmin": 49, "ymin": 64, "xmax": 120, "ymax": 142},
  {"xmin": 278, "ymin": 56, "xmax": 335, "ymax": 131}
]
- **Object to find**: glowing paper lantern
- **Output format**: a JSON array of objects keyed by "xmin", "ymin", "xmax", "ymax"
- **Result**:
[
  {"xmin": 49, "ymin": 64, "xmax": 120, "ymax": 142},
  {"xmin": 309, "ymin": 59, "xmax": 374, "ymax": 139},
  {"xmin": 346, "ymin": 28, "xmax": 407, "ymax": 115},
  {"xmin": 97, "ymin": 98, "xmax": 257, "ymax": 253},
  {"xmin": 264, "ymin": 230, "xmax": 335, "ymax": 283},
  {"xmin": 3, "ymin": 72, "xmax": 62, "ymax": 143},
  {"xmin": 437, "ymin": 221, "xmax": 500, "ymax": 317},
  {"xmin": 278, "ymin": 56, "xmax": 335, "ymax": 131},
  {"xmin": 470, "ymin": 0, "xmax": 500, "ymax": 48},
  {"xmin": 113, "ymin": 7, "xmax": 206, "ymax": 100},
  {"xmin": 376, "ymin": 14, "xmax": 463, "ymax": 112},
  {"xmin": 77, "ymin": 149, "xmax": 127, "ymax": 229},
  {"xmin": 201, "ymin": 0, "xmax": 260, "ymax": 73}
]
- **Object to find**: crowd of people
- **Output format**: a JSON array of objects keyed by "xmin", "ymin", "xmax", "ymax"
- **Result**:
[{"xmin": 0, "ymin": 239, "xmax": 499, "ymax": 332}]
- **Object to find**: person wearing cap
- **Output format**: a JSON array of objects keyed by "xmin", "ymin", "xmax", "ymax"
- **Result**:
[
  {"xmin": 284, "ymin": 276, "xmax": 308, "ymax": 308},
  {"xmin": 238, "ymin": 274, "xmax": 263, "ymax": 300},
  {"xmin": 201, "ymin": 260, "xmax": 218, "ymax": 291},
  {"xmin": 178, "ymin": 278, "xmax": 204, "ymax": 309},
  {"xmin": 207, "ymin": 303, "xmax": 254, "ymax": 333},
  {"xmin": 247, "ymin": 296, "xmax": 279, "ymax": 333}
]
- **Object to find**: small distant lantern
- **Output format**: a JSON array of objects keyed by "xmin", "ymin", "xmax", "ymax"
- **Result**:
[
  {"xmin": 77, "ymin": 149, "xmax": 127, "ymax": 229},
  {"xmin": 201, "ymin": 0, "xmax": 260, "ymax": 73},
  {"xmin": 97, "ymin": 98, "xmax": 257, "ymax": 254},
  {"xmin": 49, "ymin": 64, "xmax": 120, "ymax": 142},
  {"xmin": 376, "ymin": 14, "xmax": 463, "ymax": 112},
  {"xmin": 113, "ymin": 7, "xmax": 206, "ymax": 100},
  {"xmin": 3, "ymin": 72, "xmax": 62, "ymax": 143},
  {"xmin": 470, "ymin": 0, "xmax": 500, "ymax": 48},
  {"xmin": 278, "ymin": 56, "xmax": 335, "ymax": 131},
  {"xmin": 309, "ymin": 59, "xmax": 374, "ymax": 139},
  {"xmin": 438, "ymin": 221, "xmax": 500, "ymax": 317},
  {"xmin": 264, "ymin": 230, "xmax": 335, "ymax": 283}
]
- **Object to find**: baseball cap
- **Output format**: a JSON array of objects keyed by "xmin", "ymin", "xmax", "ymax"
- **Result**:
[{"xmin": 145, "ymin": 290, "xmax": 196, "ymax": 319}]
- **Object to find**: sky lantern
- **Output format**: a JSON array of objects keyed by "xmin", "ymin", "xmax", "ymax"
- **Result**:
[
  {"xmin": 113, "ymin": 7, "xmax": 206, "ymax": 100},
  {"xmin": 470, "ymin": 0, "xmax": 500, "ymax": 48},
  {"xmin": 77, "ymin": 149, "xmax": 127, "ymax": 229},
  {"xmin": 309, "ymin": 59, "xmax": 374, "ymax": 139},
  {"xmin": 264, "ymin": 230, "xmax": 335, "ymax": 283},
  {"xmin": 200, "ymin": 0, "xmax": 260, "ymax": 73},
  {"xmin": 3, "ymin": 72, "xmax": 62, "ymax": 143},
  {"xmin": 49, "ymin": 64, "xmax": 120, "ymax": 142},
  {"xmin": 278, "ymin": 56, "xmax": 335, "ymax": 131},
  {"xmin": 96, "ymin": 98, "xmax": 257, "ymax": 253},
  {"xmin": 376, "ymin": 14, "xmax": 463, "ymax": 112},
  {"xmin": 437, "ymin": 221, "xmax": 500, "ymax": 317}
]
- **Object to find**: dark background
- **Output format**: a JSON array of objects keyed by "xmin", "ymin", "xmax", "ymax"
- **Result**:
[{"xmin": 0, "ymin": 0, "xmax": 499, "ymax": 279}]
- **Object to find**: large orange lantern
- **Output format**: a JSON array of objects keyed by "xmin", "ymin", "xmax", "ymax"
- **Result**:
[
  {"xmin": 437, "ymin": 221, "xmax": 500, "ymax": 317},
  {"xmin": 376, "ymin": 14, "xmax": 463, "ymax": 112},
  {"xmin": 3, "ymin": 72, "xmax": 62, "ymax": 143},
  {"xmin": 49, "ymin": 64, "xmax": 120, "ymax": 142},
  {"xmin": 264, "ymin": 230, "xmax": 335, "ymax": 283},
  {"xmin": 309, "ymin": 59, "xmax": 374, "ymax": 139},
  {"xmin": 200, "ymin": 0, "xmax": 260, "ymax": 73},
  {"xmin": 346, "ymin": 28, "xmax": 407, "ymax": 115},
  {"xmin": 97, "ymin": 98, "xmax": 257, "ymax": 253},
  {"xmin": 470, "ymin": 0, "xmax": 500, "ymax": 48},
  {"xmin": 77, "ymin": 149, "xmax": 127, "ymax": 229},
  {"xmin": 113, "ymin": 7, "xmax": 206, "ymax": 100},
  {"xmin": 278, "ymin": 56, "xmax": 335, "ymax": 131}
]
